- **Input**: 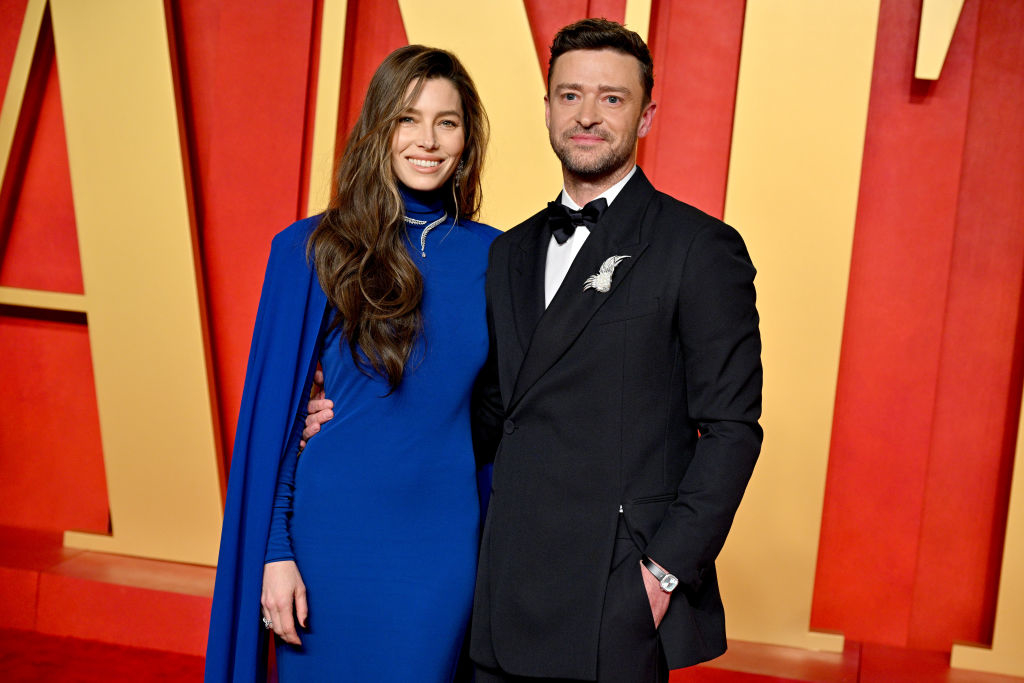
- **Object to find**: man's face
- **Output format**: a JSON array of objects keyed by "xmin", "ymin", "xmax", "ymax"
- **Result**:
[{"xmin": 545, "ymin": 48, "xmax": 656, "ymax": 182}]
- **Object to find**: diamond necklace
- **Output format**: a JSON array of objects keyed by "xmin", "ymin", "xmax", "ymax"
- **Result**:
[{"xmin": 403, "ymin": 212, "xmax": 447, "ymax": 257}]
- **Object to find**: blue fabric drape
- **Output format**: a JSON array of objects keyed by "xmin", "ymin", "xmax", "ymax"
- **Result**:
[{"xmin": 204, "ymin": 217, "xmax": 326, "ymax": 682}]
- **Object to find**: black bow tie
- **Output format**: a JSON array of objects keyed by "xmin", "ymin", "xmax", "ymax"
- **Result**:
[{"xmin": 547, "ymin": 197, "xmax": 608, "ymax": 245}]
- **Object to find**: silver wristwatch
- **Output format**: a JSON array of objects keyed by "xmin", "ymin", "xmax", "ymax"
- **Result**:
[{"xmin": 641, "ymin": 555, "xmax": 679, "ymax": 593}]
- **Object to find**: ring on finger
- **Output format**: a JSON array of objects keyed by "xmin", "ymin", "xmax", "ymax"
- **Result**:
[{"xmin": 262, "ymin": 615, "xmax": 273, "ymax": 630}]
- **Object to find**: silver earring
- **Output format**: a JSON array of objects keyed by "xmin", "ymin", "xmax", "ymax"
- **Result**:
[{"xmin": 452, "ymin": 161, "xmax": 464, "ymax": 220}]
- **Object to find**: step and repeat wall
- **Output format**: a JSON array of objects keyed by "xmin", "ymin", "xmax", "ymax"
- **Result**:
[{"xmin": 0, "ymin": 0, "xmax": 1022, "ymax": 674}]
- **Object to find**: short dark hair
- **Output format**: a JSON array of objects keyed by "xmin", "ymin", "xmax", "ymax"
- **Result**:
[{"xmin": 548, "ymin": 18, "xmax": 654, "ymax": 105}]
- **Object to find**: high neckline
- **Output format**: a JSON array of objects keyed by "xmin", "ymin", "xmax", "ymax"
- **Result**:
[{"xmin": 399, "ymin": 183, "xmax": 445, "ymax": 220}]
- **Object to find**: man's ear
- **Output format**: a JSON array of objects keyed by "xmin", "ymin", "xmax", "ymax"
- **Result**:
[
  {"xmin": 637, "ymin": 101, "xmax": 657, "ymax": 138},
  {"xmin": 544, "ymin": 94, "xmax": 551, "ymax": 132}
]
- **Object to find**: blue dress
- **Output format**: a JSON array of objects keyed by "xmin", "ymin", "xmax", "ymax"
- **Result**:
[{"xmin": 263, "ymin": 188, "xmax": 499, "ymax": 681}]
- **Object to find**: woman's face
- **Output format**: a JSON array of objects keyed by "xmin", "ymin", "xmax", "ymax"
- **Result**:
[{"xmin": 391, "ymin": 78, "xmax": 466, "ymax": 193}]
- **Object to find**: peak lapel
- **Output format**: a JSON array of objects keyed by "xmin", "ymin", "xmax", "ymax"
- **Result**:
[
  {"xmin": 509, "ymin": 170, "xmax": 656, "ymax": 410},
  {"xmin": 508, "ymin": 214, "xmax": 549, "ymax": 355}
]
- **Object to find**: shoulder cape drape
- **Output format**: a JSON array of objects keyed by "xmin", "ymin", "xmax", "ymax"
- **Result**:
[{"xmin": 205, "ymin": 216, "xmax": 327, "ymax": 682}]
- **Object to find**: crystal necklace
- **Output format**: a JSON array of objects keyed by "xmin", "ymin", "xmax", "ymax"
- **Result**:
[{"xmin": 403, "ymin": 212, "xmax": 448, "ymax": 258}]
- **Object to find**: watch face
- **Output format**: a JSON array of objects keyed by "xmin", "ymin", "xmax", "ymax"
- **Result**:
[{"xmin": 661, "ymin": 574, "xmax": 679, "ymax": 592}]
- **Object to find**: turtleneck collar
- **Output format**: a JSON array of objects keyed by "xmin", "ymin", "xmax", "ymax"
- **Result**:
[{"xmin": 399, "ymin": 183, "xmax": 446, "ymax": 220}]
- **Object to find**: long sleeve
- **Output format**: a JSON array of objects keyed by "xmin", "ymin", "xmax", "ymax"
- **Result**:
[
  {"xmin": 471, "ymin": 269, "xmax": 503, "ymax": 468},
  {"xmin": 643, "ymin": 220, "xmax": 763, "ymax": 590},
  {"xmin": 204, "ymin": 217, "xmax": 327, "ymax": 683},
  {"xmin": 263, "ymin": 405, "xmax": 309, "ymax": 563}
]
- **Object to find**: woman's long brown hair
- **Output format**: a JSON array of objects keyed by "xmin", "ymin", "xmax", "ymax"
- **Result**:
[{"xmin": 309, "ymin": 46, "xmax": 488, "ymax": 393}]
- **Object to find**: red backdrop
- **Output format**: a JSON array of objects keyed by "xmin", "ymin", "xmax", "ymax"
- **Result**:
[{"xmin": 1, "ymin": 0, "xmax": 1022, "ymax": 653}]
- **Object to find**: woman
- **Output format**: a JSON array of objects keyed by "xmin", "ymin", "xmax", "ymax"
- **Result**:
[{"xmin": 205, "ymin": 45, "xmax": 497, "ymax": 682}]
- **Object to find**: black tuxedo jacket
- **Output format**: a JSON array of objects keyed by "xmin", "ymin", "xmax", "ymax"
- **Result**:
[{"xmin": 470, "ymin": 168, "xmax": 762, "ymax": 679}]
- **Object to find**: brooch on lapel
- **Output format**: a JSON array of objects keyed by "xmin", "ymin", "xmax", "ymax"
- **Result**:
[{"xmin": 583, "ymin": 255, "xmax": 630, "ymax": 293}]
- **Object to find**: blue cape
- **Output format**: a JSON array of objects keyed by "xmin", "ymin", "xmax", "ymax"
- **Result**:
[{"xmin": 205, "ymin": 217, "xmax": 326, "ymax": 682}]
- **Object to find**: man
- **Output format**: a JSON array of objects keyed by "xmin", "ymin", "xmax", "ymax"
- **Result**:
[
  {"xmin": 467, "ymin": 19, "xmax": 761, "ymax": 682},
  {"xmin": 306, "ymin": 18, "xmax": 761, "ymax": 682}
]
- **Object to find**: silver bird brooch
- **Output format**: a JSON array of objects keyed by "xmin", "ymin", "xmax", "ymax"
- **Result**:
[{"xmin": 583, "ymin": 255, "xmax": 630, "ymax": 293}]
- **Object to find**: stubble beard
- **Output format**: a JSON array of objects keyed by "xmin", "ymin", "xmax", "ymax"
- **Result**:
[{"xmin": 550, "ymin": 126, "xmax": 637, "ymax": 180}]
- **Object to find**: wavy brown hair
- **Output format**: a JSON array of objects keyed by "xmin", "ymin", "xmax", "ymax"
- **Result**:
[{"xmin": 309, "ymin": 45, "xmax": 488, "ymax": 392}]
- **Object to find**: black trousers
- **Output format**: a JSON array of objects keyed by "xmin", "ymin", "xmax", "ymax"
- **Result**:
[{"xmin": 475, "ymin": 521, "xmax": 668, "ymax": 683}]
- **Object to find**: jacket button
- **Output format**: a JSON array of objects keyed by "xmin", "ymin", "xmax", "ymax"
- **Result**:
[{"xmin": 503, "ymin": 419, "xmax": 516, "ymax": 435}]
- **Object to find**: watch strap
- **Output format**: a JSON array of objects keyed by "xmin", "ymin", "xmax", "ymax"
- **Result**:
[
  {"xmin": 641, "ymin": 555, "xmax": 679, "ymax": 593},
  {"xmin": 641, "ymin": 555, "xmax": 668, "ymax": 581}
]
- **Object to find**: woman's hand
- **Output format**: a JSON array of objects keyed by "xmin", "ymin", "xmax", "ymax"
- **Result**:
[{"xmin": 261, "ymin": 560, "xmax": 308, "ymax": 645}]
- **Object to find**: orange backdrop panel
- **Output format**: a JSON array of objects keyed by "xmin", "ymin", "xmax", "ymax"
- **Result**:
[
  {"xmin": 523, "ymin": 1, "xmax": 625, "ymax": 84},
  {"xmin": 0, "ymin": 313, "xmax": 107, "ymax": 533},
  {"xmin": 0, "ymin": 0, "xmax": 30, "ymax": 94},
  {"xmin": 0, "ymin": 4, "xmax": 106, "ymax": 534},
  {"xmin": 170, "ymin": 0, "xmax": 317, "ymax": 462},
  {"xmin": 812, "ymin": 0, "xmax": 979, "ymax": 646},
  {"xmin": 0, "ymin": 24, "xmax": 80, "ymax": 294},
  {"xmin": 2, "ymin": 0, "xmax": 1024, "ymax": 654},
  {"xmin": 638, "ymin": 0, "xmax": 744, "ymax": 219},
  {"xmin": 814, "ymin": 0, "xmax": 1024, "ymax": 650},
  {"xmin": 335, "ymin": 0, "xmax": 408, "ymax": 150},
  {"xmin": 908, "ymin": 0, "xmax": 1024, "ymax": 650}
]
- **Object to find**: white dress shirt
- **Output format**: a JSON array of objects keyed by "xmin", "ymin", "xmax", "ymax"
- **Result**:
[{"xmin": 543, "ymin": 166, "xmax": 637, "ymax": 307}]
